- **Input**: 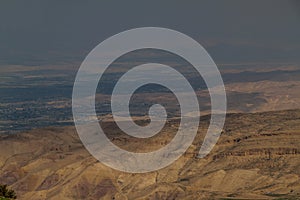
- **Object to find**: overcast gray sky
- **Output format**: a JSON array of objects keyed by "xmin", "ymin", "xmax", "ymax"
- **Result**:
[{"xmin": 0, "ymin": 0, "xmax": 299, "ymax": 65}]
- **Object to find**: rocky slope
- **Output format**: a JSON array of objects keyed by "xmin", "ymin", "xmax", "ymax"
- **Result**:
[{"xmin": 1, "ymin": 109, "xmax": 300, "ymax": 199}]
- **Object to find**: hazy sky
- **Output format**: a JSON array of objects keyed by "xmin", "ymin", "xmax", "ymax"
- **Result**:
[{"xmin": 0, "ymin": 0, "xmax": 299, "ymax": 65}]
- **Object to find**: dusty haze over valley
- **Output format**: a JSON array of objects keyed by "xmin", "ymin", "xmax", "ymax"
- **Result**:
[{"xmin": 0, "ymin": 1, "xmax": 300, "ymax": 199}]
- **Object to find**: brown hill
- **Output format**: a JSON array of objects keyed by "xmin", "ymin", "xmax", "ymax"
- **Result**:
[{"xmin": 1, "ymin": 109, "xmax": 300, "ymax": 199}]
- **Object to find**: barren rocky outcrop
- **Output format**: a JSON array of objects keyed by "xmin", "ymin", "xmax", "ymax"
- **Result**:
[{"xmin": 1, "ymin": 109, "xmax": 300, "ymax": 199}]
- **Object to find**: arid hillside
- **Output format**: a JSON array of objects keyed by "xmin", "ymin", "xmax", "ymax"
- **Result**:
[{"xmin": 1, "ymin": 109, "xmax": 300, "ymax": 199}]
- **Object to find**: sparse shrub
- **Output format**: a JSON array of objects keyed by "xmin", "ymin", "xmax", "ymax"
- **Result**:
[{"xmin": 0, "ymin": 184, "xmax": 17, "ymax": 199}]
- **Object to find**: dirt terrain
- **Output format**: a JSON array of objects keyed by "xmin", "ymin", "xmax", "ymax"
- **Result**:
[{"xmin": 1, "ymin": 109, "xmax": 300, "ymax": 199}]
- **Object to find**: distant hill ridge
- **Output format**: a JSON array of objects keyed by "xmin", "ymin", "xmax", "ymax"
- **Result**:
[{"xmin": 0, "ymin": 109, "xmax": 300, "ymax": 199}]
